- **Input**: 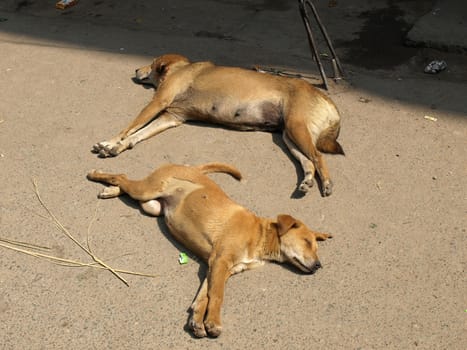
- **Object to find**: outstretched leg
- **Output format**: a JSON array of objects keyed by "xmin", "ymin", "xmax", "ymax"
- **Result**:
[
  {"xmin": 92, "ymin": 112, "xmax": 182, "ymax": 157},
  {"xmin": 87, "ymin": 170, "xmax": 162, "ymax": 202},
  {"xmin": 282, "ymin": 131, "xmax": 315, "ymax": 193},
  {"xmin": 87, "ymin": 170, "xmax": 165, "ymax": 215},
  {"xmin": 203, "ymin": 253, "xmax": 232, "ymax": 337},
  {"xmin": 284, "ymin": 122, "xmax": 333, "ymax": 196},
  {"xmin": 189, "ymin": 278, "xmax": 209, "ymax": 338}
]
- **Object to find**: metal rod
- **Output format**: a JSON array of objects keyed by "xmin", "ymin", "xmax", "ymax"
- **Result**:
[
  {"xmin": 305, "ymin": 0, "xmax": 345, "ymax": 77},
  {"xmin": 331, "ymin": 58, "xmax": 341, "ymax": 80},
  {"xmin": 298, "ymin": 0, "xmax": 328, "ymax": 89}
]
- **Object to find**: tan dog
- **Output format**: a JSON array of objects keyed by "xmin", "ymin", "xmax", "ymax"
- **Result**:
[
  {"xmin": 87, "ymin": 162, "xmax": 332, "ymax": 338},
  {"xmin": 92, "ymin": 54, "xmax": 344, "ymax": 196}
]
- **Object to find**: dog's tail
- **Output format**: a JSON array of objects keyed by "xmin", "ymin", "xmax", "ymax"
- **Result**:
[
  {"xmin": 316, "ymin": 122, "xmax": 345, "ymax": 155},
  {"xmin": 197, "ymin": 162, "xmax": 243, "ymax": 181}
]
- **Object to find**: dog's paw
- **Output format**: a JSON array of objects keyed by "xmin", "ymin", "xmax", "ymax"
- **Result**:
[
  {"xmin": 322, "ymin": 180, "xmax": 333, "ymax": 197},
  {"xmin": 98, "ymin": 186, "xmax": 121, "ymax": 199},
  {"xmin": 87, "ymin": 169, "xmax": 101, "ymax": 180},
  {"xmin": 298, "ymin": 175, "xmax": 314, "ymax": 193},
  {"xmin": 204, "ymin": 320, "xmax": 222, "ymax": 338},
  {"xmin": 92, "ymin": 141, "xmax": 114, "ymax": 157},
  {"xmin": 189, "ymin": 318, "xmax": 207, "ymax": 338},
  {"xmin": 92, "ymin": 142, "xmax": 107, "ymax": 154},
  {"xmin": 92, "ymin": 141, "xmax": 125, "ymax": 158}
]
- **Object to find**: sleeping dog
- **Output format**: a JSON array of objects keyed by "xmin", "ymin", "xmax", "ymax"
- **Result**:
[
  {"xmin": 87, "ymin": 162, "xmax": 333, "ymax": 337},
  {"xmin": 92, "ymin": 54, "xmax": 344, "ymax": 196}
]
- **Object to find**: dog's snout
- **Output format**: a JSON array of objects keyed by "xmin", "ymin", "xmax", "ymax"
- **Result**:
[
  {"xmin": 135, "ymin": 69, "xmax": 144, "ymax": 79},
  {"xmin": 309, "ymin": 260, "xmax": 322, "ymax": 274}
]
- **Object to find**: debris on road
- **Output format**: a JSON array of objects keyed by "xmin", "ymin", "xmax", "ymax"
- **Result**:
[
  {"xmin": 424, "ymin": 115, "xmax": 438, "ymax": 122},
  {"xmin": 424, "ymin": 60, "xmax": 447, "ymax": 74},
  {"xmin": 178, "ymin": 252, "xmax": 189, "ymax": 264},
  {"xmin": 0, "ymin": 180, "xmax": 157, "ymax": 286},
  {"xmin": 55, "ymin": 0, "xmax": 79, "ymax": 10}
]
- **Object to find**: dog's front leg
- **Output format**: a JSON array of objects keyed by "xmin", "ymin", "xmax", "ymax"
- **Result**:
[
  {"xmin": 189, "ymin": 278, "xmax": 209, "ymax": 338},
  {"xmin": 92, "ymin": 94, "xmax": 175, "ymax": 157},
  {"xmin": 204, "ymin": 255, "xmax": 231, "ymax": 337},
  {"xmin": 108, "ymin": 112, "xmax": 183, "ymax": 156},
  {"xmin": 119, "ymin": 97, "xmax": 172, "ymax": 139}
]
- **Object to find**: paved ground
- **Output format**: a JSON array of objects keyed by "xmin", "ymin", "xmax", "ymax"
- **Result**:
[
  {"xmin": 407, "ymin": 0, "xmax": 467, "ymax": 53},
  {"xmin": 0, "ymin": 1, "xmax": 466, "ymax": 349}
]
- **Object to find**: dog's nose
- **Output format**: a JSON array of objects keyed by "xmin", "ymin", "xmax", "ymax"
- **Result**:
[{"xmin": 309, "ymin": 260, "xmax": 322, "ymax": 274}]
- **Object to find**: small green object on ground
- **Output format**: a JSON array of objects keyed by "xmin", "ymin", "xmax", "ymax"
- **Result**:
[{"xmin": 179, "ymin": 252, "xmax": 189, "ymax": 264}]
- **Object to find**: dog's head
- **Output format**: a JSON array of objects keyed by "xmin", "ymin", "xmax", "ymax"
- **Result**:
[
  {"xmin": 276, "ymin": 214, "xmax": 332, "ymax": 274},
  {"xmin": 134, "ymin": 54, "xmax": 191, "ymax": 86}
]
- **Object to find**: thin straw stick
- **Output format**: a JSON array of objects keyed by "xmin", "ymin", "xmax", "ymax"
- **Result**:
[
  {"xmin": 32, "ymin": 179, "xmax": 129, "ymax": 286},
  {"xmin": 0, "ymin": 242, "xmax": 157, "ymax": 277},
  {"xmin": 0, "ymin": 237, "xmax": 50, "ymax": 251}
]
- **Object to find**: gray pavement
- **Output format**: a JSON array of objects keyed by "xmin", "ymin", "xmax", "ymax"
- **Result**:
[
  {"xmin": 0, "ymin": 1, "xmax": 466, "ymax": 349},
  {"xmin": 407, "ymin": 0, "xmax": 467, "ymax": 52}
]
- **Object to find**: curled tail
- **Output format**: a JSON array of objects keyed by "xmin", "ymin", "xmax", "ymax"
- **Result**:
[
  {"xmin": 196, "ymin": 162, "xmax": 242, "ymax": 181},
  {"xmin": 316, "ymin": 122, "xmax": 345, "ymax": 155}
]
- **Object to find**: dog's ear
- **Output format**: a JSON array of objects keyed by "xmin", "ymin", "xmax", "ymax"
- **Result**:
[
  {"xmin": 314, "ymin": 232, "xmax": 333, "ymax": 241},
  {"xmin": 156, "ymin": 62, "xmax": 167, "ymax": 75},
  {"xmin": 313, "ymin": 232, "xmax": 332, "ymax": 241},
  {"xmin": 276, "ymin": 214, "xmax": 298, "ymax": 236}
]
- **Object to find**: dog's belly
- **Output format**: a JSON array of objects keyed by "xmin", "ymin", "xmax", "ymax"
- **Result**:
[
  {"xmin": 162, "ymin": 189, "xmax": 247, "ymax": 261},
  {"xmin": 164, "ymin": 216, "xmax": 212, "ymax": 261},
  {"xmin": 169, "ymin": 98, "xmax": 284, "ymax": 131}
]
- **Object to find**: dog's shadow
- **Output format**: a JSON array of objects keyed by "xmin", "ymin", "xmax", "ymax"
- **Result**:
[{"xmin": 131, "ymin": 77, "xmax": 154, "ymax": 89}]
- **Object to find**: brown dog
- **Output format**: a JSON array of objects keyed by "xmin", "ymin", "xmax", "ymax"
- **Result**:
[
  {"xmin": 92, "ymin": 54, "xmax": 344, "ymax": 196},
  {"xmin": 87, "ymin": 162, "xmax": 332, "ymax": 338}
]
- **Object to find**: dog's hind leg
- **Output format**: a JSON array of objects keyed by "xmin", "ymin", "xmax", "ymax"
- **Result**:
[
  {"xmin": 87, "ymin": 170, "xmax": 164, "ymax": 215},
  {"xmin": 87, "ymin": 171, "xmax": 134, "ymax": 199},
  {"xmin": 96, "ymin": 185, "xmax": 122, "ymax": 199},
  {"xmin": 284, "ymin": 124, "xmax": 333, "ymax": 196},
  {"xmin": 283, "ymin": 132, "xmax": 316, "ymax": 193},
  {"xmin": 87, "ymin": 170, "xmax": 163, "ymax": 202}
]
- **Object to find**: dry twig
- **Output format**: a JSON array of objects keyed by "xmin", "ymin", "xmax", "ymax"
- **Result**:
[
  {"xmin": 0, "ymin": 180, "xmax": 157, "ymax": 283},
  {"xmin": 0, "ymin": 241, "xmax": 156, "ymax": 277},
  {"xmin": 31, "ymin": 179, "xmax": 130, "ymax": 286},
  {"xmin": 0, "ymin": 236, "xmax": 50, "ymax": 251},
  {"xmin": 13, "ymin": 179, "xmax": 157, "ymax": 284}
]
